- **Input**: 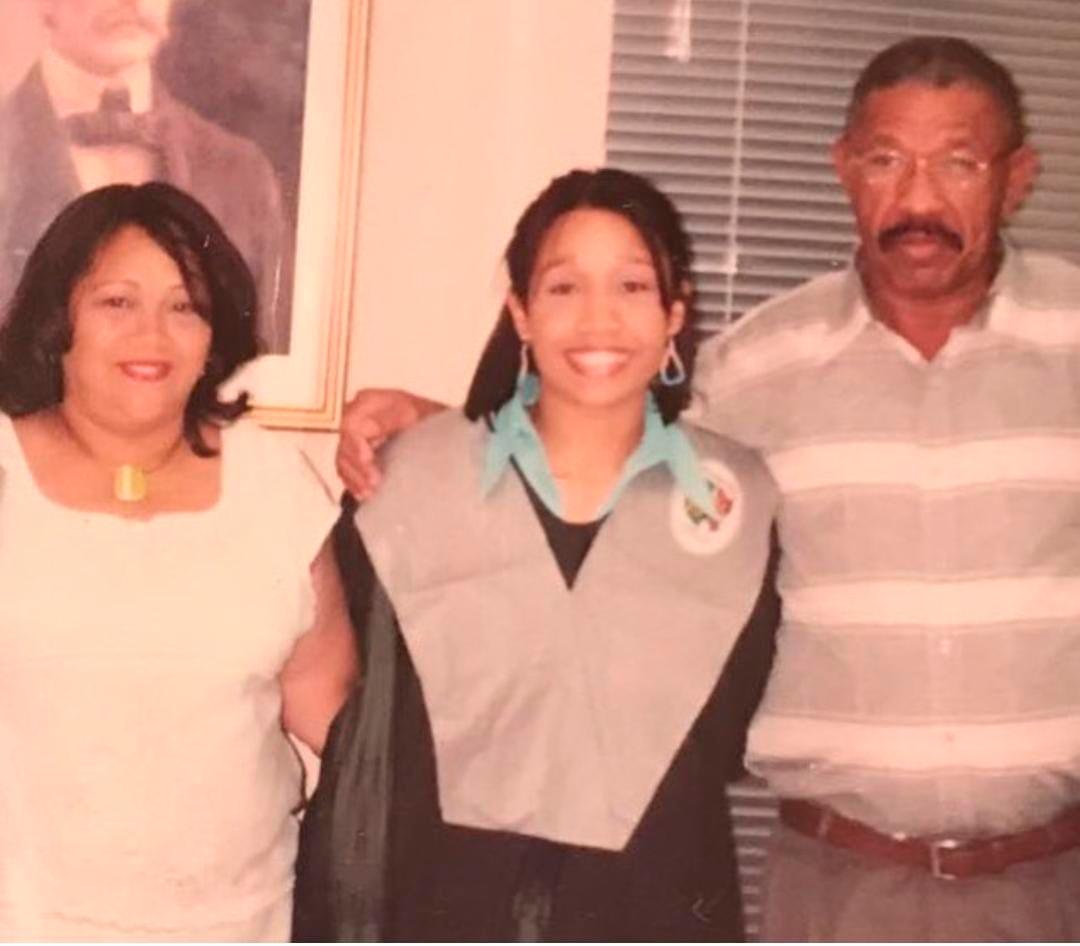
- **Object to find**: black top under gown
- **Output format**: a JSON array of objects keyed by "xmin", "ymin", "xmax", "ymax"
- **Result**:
[{"xmin": 293, "ymin": 488, "xmax": 780, "ymax": 942}]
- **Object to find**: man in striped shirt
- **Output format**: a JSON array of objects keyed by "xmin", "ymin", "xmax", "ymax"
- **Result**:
[
  {"xmin": 335, "ymin": 34, "xmax": 1080, "ymax": 943},
  {"xmin": 691, "ymin": 36, "xmax": 1080, "ymax": 941}
]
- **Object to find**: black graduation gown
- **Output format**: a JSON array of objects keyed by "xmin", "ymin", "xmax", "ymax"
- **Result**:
[{"xmin": 293, "ymin": 493, "xmax": 779, "ymax": 942}]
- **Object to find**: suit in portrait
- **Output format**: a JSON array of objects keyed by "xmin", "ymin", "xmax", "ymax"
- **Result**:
[{"xmin": 0, "ymin": 63, "xmax": 292, "ymax": 352}]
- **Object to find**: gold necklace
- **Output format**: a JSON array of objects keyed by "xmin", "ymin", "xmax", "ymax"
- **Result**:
[
  {"xmin": 114, "ymin": 463, "xmax": 155, "ymax": 502},
  {"xmin": 57, "ymin": 414, "xmax": 187, "ymax": 503}
]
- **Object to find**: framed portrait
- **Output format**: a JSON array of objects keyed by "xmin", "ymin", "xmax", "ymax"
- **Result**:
[{"xmin": 0, "ymin": 0, "xmax": 370, "ymax": 429}]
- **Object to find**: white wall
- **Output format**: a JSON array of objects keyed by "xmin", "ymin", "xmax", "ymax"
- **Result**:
[
  {"xmin": 347, "ymin": 0, "xmax": 614, "ymax": 403},
  {"xmin": 297, "ymin": 0, "xmax": 614, "ymax": 482}
]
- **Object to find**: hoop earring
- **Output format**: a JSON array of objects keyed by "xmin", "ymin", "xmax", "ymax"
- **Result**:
[
  {"xmin": 659, "ymin": 339, "xmax": 686, "ymax": 386},
  {"xmin": 516, "ymin": 341, "xmax": 539, "ymax": 405}
]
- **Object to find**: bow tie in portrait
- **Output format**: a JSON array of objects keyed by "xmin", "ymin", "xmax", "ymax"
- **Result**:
[{"xmin": 62, "ymin": 87, "xmax": 163, "ymax": 150}]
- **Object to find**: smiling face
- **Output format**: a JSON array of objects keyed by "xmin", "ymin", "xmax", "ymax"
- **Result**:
[
  {"xmin": 508, "ymin": 207, "xmax": 684, "ymax": 418},
  {"xmin": 39, "ymin": 0, "xmax": 172, "ymax": 77},
  {"xmin": 833, "ymin": 80, "xmax": 1037, "ymax": 305},
  {"xmin": 62, "ymin": 225, "xmax": 211, "ymax": 436}
]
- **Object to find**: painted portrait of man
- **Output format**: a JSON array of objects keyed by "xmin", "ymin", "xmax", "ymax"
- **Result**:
[{"xmin": 0, "ymin": 0, "xmax": 311, "ymax": 353}]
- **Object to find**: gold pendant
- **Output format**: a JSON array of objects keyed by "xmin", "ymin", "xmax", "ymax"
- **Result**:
[{"xmin": 114, "ymin": 464, "xmax": 149, "ymax": 502}]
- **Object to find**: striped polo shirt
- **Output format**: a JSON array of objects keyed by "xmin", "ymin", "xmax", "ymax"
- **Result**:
[{"xmin": 691, "ymin": 247, "xmax": 1080, "ymax": 838}]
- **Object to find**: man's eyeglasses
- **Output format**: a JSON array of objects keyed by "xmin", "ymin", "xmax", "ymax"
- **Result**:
[{"xmin": 853, "ymin": 148, "xmax": 1009, "ymax": 186}]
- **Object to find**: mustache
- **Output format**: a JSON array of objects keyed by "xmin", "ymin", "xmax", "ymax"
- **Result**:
[{"xmin": 878, "ymin": 218, "xmax": 963, "ymax": 253}]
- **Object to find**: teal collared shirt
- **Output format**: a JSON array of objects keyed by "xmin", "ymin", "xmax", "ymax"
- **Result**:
[{"xmin": 480, "ymin": 386, "xmax": 714, "ymax": 519}]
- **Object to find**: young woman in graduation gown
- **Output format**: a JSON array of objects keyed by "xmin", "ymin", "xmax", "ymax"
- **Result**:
[{"xmin": 293, "ymin": 168, "xmax": 779, "ymax": 942}]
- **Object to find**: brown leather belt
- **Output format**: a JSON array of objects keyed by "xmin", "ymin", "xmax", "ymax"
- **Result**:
[{"xmin": 779, "ymin": 799, "xmax": 1080, "ymax": 880}]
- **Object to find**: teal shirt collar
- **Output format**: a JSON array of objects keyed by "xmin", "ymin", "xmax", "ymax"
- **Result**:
[{"xmin": 480, "ymin": 385, "xmax": 714, "ymax": 518}]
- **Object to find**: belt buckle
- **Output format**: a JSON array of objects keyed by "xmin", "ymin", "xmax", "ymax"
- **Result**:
[{"xmin": 929, "ymin": 837, "xmax": 962, "ymax": 880}]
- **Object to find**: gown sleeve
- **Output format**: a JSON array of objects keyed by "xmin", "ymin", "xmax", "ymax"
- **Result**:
[
  {"xmin": 694, "ymin": 526, "xmax": 782, "ymax": 782},
  {"xmin": 292, "ymin": 495, "xmax": 399, "ymax": 942}
]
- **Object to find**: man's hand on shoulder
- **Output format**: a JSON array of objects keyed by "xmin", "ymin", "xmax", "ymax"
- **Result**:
[{"xmin": 336, "ymin": 388, "xmax": 447, "ymax": 499}]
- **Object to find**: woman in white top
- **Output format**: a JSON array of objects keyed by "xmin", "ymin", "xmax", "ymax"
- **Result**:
[{"xmin": 0, "ymin": 182, "xmax": 355, "ymax": 940}]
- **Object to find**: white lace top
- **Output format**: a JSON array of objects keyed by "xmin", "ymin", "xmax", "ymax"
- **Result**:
[{"xmin": 0, "ymin": 416, "xmax": 336, "ymax": 940}]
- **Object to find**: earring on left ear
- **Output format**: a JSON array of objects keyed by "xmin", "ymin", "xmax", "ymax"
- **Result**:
[
  {"xmin": 516, "ymin": 340, "xmax": 539, "ymax": 406},
  {"xmin": 659, "ymin": 339, "xmax": 686, "ymax": 386}
]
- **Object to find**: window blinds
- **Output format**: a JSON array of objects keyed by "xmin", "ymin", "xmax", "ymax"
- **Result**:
[
  {"xmin": 606, "ymin": 3, "xmax": 1080, "ymax": 936},
  {"xmin": 606, "ymin": 0, "xmax": 1080, "ymax": 332}
]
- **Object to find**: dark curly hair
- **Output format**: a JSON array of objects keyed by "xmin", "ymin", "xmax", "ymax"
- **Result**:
[
  {"xmin": 0, "ymin": 182, "xmax": 259, "ymax": 455},
  {"xmin": 464, "ymin": 167, "xmax": 697, "ymax": 424}
]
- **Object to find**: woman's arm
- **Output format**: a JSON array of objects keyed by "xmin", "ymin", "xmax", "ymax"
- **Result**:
[{"xmin": 280, "ymin": 539, "xmax": 359, "ymax": 754}]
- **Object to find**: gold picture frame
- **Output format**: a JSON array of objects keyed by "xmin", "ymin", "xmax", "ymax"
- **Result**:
[{"xmin": 231, "ymin": 0, "xmax": 370, "ymax": 429}]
